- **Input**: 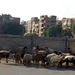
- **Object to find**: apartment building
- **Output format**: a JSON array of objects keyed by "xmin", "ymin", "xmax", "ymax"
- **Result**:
[
  {"xmin": 25, "ymin": 17, "xmax": 39, "ymax": 35},
  {"xmin": 62, "ymin": 18, "xmax": 75, "ymax": 30},
  {"xmin": 2, "ymin": 16, "xmax": 20, "ymax": 24},
  {"xmin": 0, "ymin": 15, "xmax": 20, "ymax": 34},
  {"xmin": 39, "ymin": 15, "xmax": 56, "ymax": 36},
  {"xmin": 25, "ymin": 15, "xmax": 56, "ymax": 36},
  {"xmin": 56, "ymin": 20, "xmax": 61, "ymax": 24},
  {"xmin": 25, "ymin": 20, "xmax": 32, "ymax": 34}
]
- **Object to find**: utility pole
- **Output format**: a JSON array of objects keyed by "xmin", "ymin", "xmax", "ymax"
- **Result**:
[
  {"xmin": 65, "ymin": 36, "xmax": 69, "ymax": 52},
  {"xmin": 31, "ymin": 35, "xmax": 33, "ymax": 51}
]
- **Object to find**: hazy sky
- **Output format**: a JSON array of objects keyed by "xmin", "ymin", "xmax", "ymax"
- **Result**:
[{"xmin": 0, "ymin": 0, "xmax": 75, "ymax": 21}]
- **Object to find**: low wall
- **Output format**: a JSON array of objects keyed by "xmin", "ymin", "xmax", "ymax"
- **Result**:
[
  {"xmin": 0, "ymin": 35, "xmax": 31, "ymax": 52},
  {"xmin": 0, "ymin": 35, "xmax": 75, "ymax": 53}
]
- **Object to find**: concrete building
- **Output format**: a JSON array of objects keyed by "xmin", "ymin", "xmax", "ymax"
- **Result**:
[
  {"xmin": 25, "ymin": 15, "xmax": 56, "ymax": 36},
  {"xmin": 39, "ymin": 15, "xmax": 56, "ymax": 36},
  {"xmin": 62, "ymin": 18, "xmax": 75, "ymax": 30},
  {"xmin": 25, "ymin": 17, "xmax": 39, "ymax": 36},
  {"xmin": 56, "ymin": 20, "xmax": 61, "ymax": 24},
  {"xmin": 25, "ymin": 20, "xmax": 32, "ymax": 34},
  {"xmin": 0, "ymin": 15, "xmax": 20, "ymax": 34},
  {"xmin": 0, "ymin": 15, "xmax": 20, "ymax": 24}
]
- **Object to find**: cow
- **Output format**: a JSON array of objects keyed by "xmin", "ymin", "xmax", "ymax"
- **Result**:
[
  {"xmin": 16, "ymin": 46, "xmax": 27, "ymax": 58},
  {"xmin": 61, "ymin": 55, "xmax": 75, "ymax": 67},
  {"xmin": 13, "ymin": 53, "xmax": 22, "ymax": 64},
  {"xmin": 0, "ymin": 50, "xmax": 11, "ymax": 63},
  {"xmin": 23, "ymin": 53, "xmax": 32, "ymax": 65},
  {"xmin": 32, "ymin": 53, "xmax": 46, "ymax": 65}
]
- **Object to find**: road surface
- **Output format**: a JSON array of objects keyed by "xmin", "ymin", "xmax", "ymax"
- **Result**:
[{"xmin": 0, "ymin": 59, "xmax": 75, "ymax": 75}]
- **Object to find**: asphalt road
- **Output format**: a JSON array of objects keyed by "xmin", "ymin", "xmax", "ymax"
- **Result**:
[{"xmin": 0, "ymin": 59, "xmax": 75, "ymax": 75}]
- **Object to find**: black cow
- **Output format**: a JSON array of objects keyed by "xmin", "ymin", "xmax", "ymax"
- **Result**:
[{"xmin": 0, "ymin": 50, "xmax": 11, "ymax": 63}]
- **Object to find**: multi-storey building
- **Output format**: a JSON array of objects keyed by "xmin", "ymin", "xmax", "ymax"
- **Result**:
[
  {"xmin": 25, "ymin": 15, "xmax": 56, "ymax": 36},
  {"xmin": 25, "ymin": 20, "xmax": 32, "ymax": 34},
  {"xmin": 0, "ymin": 15, "xmax": 20, "ymax": 34},
  {"xmin": 25, "ymin": 17, "xmax": 39, "ymax": 35},
  {"xmin": 62, "ymin": 18, "xmax": 75, "ymax": 30},
  {"xmin": 56, "ymin": 20, "xmax": 61, "ymax": 25},
  {"xmin": 39, "ymin": 15, "xmax": 56, "ymax": 36}
]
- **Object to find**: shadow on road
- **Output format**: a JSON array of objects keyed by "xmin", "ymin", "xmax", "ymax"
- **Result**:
[
  {"xmin": 1, "ymin": 59, "xmax": 75, "ymax": 71},
  {"xmin": 46, "ymin": 66, "xmax": 75, "ymax": 71},
  {"xmin": 3, "ymin": 63, "xmax": 75, "ymax": 71}
]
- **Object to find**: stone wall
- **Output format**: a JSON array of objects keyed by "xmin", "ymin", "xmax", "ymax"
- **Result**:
[
  {"xmin": 33, "ymin": 37, "xmax": 66, "ymax": 52},
  {"xmin": 0, "ymin": 35, "xmax": 75, "ymax": 53},
  {"xmin": 0, "ymin": 35, "xmax": 31, "ymax": 53}
]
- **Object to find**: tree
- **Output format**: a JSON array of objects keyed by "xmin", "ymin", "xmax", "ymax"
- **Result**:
[
  {"xmin": 2, "ymin": 22, "xmax": 25, "ymax": 35},
  {"xmin": 2, "ymin": 14, "xmax": 12, "ymax": 17},
  {"xmin": 43, "ymin": 22, "xmax": 62, "ymax": 37},
  {"xmin": 62, "ymin": 29, "xmax": 73, "ymax": 37},
  {"xmin": 72, "ymin": 23, "xmax": 75, "ymax": 34}
]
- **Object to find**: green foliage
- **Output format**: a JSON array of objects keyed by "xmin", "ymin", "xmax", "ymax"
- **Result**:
[
  {"xmin": 43, "ymin": 28, "xmax": 50, "ymax": 37},
  {"xmin": 2, "ymin": 22, "xmax": 25, "ymax": 35},
  {"xmin": 43, "ymin": 22, "xmax": 62, "ymax": 37},
  {"xmin": 2, "ymin": 14, "xmax": 12, "ymax": 17},
  {"xmin": 62, "ymin": 29, "xmax": 73, "ymax": 37},
  {"xmin": 43, "ymin": 21, "xmax": 73, "ymax": 37},
  {"xmin": 25, "ymin": 33, "xmax": 38, "ymax": 36},
  {"xmin": 72, "ymin": 23, "xmax": 75, "ymax": 34}
]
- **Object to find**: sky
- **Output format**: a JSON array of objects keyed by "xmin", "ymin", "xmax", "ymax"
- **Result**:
[{"xmin": 0, "ymin": 0, "xmax": 75, "ymax": 21}]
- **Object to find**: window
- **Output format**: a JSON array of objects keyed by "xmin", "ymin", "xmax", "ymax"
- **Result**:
[
  {"xmin": 30, "ymin": 30, "xmax": 32, "ymax": 32},
  {"xmin": 41, "ymin": 20, "xmax": 44, "ymax": 22},
  {"xmin": 47, "ymin": 25, "xmax": 49, "ymax": 27},
  {"xmin": 42, "ymin": 24, "xmax": 44, "ymax": 27},
  {"xmin": 41, "ymin": 29, "xmax": 43, "ymax": 31},
  {"xmin": 36, "ymin": 26, "xmax": 38, "ymax": 28}
]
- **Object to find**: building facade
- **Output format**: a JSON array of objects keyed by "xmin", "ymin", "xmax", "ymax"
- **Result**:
[
  {"xmin": 25, "ymin": 15, "xmax": 56, "ymax": 36},
  {"xmin": 0, "ymin": 15, "xmax": 20, "ymax": 34},
  {"xmin": 62, "ymin": 18, "xmax": 75, "ymax": 30},
  {"xmin": 25, "ymin": 17, "xmax": 39, "ymax": 35},
  {"xmin": 39, "ymin": 15, "xmax": 56, "ymax": 36}
]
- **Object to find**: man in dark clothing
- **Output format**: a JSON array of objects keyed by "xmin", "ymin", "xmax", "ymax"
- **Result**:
[
  {"xmin": 36, "ymin": 46, "xmax": 40, "ymax": 50},
  {"xmin": 68, "ymin": 48, "xmax": 72, "ymax": 54},
  {"xmin": 21, "ymin": 46, "xmax": 27, "ymax": 58}
]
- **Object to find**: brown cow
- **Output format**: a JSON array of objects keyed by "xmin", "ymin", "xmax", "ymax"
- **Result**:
[
  {"xmin": 16, "ymin": 46, "xmax": 27, "ymax": 58},
  {"xmin": 32, "ymin": 53, "xmax": 46, "ymax": 65},
  {"xmin": 0, "ymin": 50, "xmax": 11, "ymax": 63},
  {"xmin": 13, "ymin": 53, "xmax": 22, "ymax": 64}
]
